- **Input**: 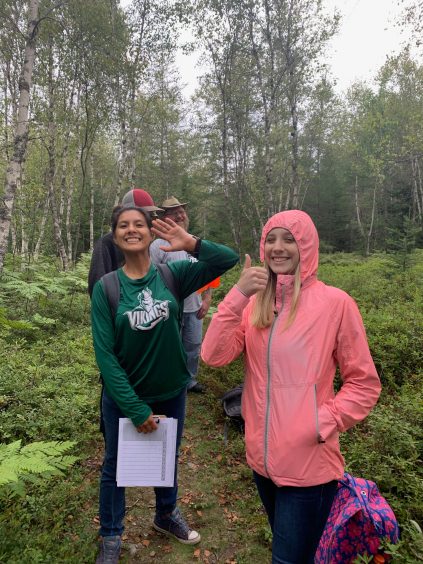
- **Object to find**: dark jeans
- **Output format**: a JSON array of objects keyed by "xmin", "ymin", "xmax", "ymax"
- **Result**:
[
  {"xmin": 253, "ymin": 471, "xmax": 337, "ymax": 564},
  {"xmin": 99, "ymin": 388, "xmax": 186, "ymax": 537}
]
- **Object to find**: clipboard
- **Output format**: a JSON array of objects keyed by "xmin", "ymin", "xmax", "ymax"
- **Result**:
[{"xmin": 116, "ymin": 417, "xmax": 177, "ymax": 487}]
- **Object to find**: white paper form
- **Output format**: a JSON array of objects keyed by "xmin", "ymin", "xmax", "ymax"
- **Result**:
[{"xmin": 116, "ymin": 417, "xmax": 177, "ymax": 487}]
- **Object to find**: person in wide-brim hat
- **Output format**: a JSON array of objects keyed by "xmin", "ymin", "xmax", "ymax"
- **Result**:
[
  {"xmin": 160, "ymin": 196, "xmax": 188, "ymax": 210},
  {"xmin": 150, "ymin": 195, "xmax": 210, "ymax": 395}
]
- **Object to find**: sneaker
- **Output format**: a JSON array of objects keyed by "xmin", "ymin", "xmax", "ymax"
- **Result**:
[
  {"xmin": 95, "ymin": 535, "xmax": 121, "ymax": 564},
  {"xmin": 188, "ymin": 383, "xmax": 205, "ymax": 393},
  {"xmin": 153, "ymin": 507, "xmax": 201, "ymax": 545}
]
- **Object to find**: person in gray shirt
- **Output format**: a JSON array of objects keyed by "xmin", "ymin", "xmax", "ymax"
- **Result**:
[{"xmin": 149, "ymin": 197, "xmax": 212, "ymax": 393}]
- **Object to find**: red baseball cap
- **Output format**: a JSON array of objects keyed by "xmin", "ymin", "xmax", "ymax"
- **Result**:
[{"xmin": 121, "ymin": 189, "xmax": 163, "ymax": 211}]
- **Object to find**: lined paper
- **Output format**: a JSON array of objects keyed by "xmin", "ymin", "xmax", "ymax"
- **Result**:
[{"xmin": 116, "ymin": 417, "xmax": 177, "ymax": 487}]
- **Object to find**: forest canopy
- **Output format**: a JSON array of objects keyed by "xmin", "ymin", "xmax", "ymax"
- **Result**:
[{"xmin": 0, "ymin": 0, "xmax": 422, "ymax": 269}]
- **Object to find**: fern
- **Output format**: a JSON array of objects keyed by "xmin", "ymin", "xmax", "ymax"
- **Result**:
[
  {"xmin": 0, "ymin": 307, "xmax": 35, "ymax": 332},
  {"xmin": 0, "ymin": 279, "xmax": 47, "ymax": 300},
  {"xmin": 31, "ymin": 313, "xmax": 57, "ymax": 327},
  {"xmin": 0, "ymin": 440, "xmax": 78, "ymax": 488}
]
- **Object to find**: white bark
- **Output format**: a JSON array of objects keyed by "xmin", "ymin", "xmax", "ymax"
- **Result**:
[
  {"xmin": 354, "ymin": 175, "xmax": 365, "ymax": 239},
  {"xmin": 46, "ymin": 38, "xmax": 68, "ymax": 270},
  {"xmin": 65, "ymin": 164, "xmax": 76, "ymax": 263},
  {"xmin": 21, "ymin": 223, "xmax": 29, "ymax": 269},
  {"xmin": 89, "ymin": 153, "xmax": 94, "ymax": 252},
  {"xmin": 411, "ymin": 156, "xmax": 423, "ymax": 222},
  {"xmin": 33, "ymin": 193, "xmax": 49, "ymax": 261},
  {"xmin": 366, "ymin": 182, "xmax": 378, "ymax": 256},
  {"xmin": 0, "ymin": 0, "xmax": 39, "ymax": 273}
]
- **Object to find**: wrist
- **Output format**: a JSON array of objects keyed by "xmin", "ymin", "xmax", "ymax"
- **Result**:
[
  {"xmin": 235, "ymin": 284, "xmax": 250, "ymax": 298},
  {"xmin": 182, "ymin": 233, "xmax": 196, "ymax": 253},
  {"xmin": 189, "ymin": 235, "xmax": 201, "ymax": 257}
]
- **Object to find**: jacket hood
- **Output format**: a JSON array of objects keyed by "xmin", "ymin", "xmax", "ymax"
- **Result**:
[{"xmin": 259, "ymin": 210, "xmax": 319, "ymax": 282}]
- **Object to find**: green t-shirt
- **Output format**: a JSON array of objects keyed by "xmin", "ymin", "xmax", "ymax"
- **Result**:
[{"xmin": 91, "ymin": 240, "xmax": 238, "ymax": 426}]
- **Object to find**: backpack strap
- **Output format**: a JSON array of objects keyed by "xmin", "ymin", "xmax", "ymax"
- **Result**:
[
  {"xmin": 101, "ymin": 271, "xmax": 120, "ymax": 321},
  {"xmin": 155, "ymin": 263, "xmax": 181, "ymax": 301},
  {"xmin": 155, "ymin": 263, "xmax": 183, "ymax": 328}
]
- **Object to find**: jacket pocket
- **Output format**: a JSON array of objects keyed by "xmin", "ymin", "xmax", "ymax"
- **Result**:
[
  {"xmin": 317, "ymin": 401, "xmax": 339, "ymax": 442},
  {"xmin": 266, "ymin": 384, "xmax": 323, "ymax": 480}
]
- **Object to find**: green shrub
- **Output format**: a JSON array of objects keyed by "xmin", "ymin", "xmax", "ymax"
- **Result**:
[{"xmin": 341, "ymin": 376, "xmax": 423, "ymax": 561}]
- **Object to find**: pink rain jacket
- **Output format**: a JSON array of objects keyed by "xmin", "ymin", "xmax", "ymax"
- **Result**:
[{"xmin": 202, "ymin": 210, "xmax": 381, "ymax": 487}]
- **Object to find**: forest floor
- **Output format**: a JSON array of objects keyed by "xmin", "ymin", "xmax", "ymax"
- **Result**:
[
  {"xmin": 2, "ymin": 254, "xmax": 422, "ymax": 562},
  {"xmin": 80, "ymin": 374, "xmax": 272, "ymax": 564}
]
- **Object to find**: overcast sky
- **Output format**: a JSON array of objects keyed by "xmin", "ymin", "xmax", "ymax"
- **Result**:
[
  {"xmin": 175, "ymin": 0, "xmax": 417, "ymax": 97},
  {"xmin": 325, "ymin": 0, "xmax": 413, "ymax": 92}
]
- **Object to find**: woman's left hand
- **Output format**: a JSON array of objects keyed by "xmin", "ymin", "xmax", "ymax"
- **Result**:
[
  {"xmin": 151, "ymin": 218, "xmax": 196, "ymax": 253},
  {"xmin": 196, "ymin": 291, "xmax": 212, "ymax": 319}
]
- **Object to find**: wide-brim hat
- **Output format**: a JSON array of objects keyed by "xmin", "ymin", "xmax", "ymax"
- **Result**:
[
  {"xmin": 121, "ymin": 188, "xmax": 163, "ymax": 212},
  {"xmin": 160, "ymin": 196, "xmax": 188, "ymax": 209}
]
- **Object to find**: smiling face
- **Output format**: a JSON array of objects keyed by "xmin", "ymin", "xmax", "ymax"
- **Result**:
[
  {"xmin": 113, "ymin": 209, "xmax": 153, "ymax": 255},
  {"xmin": 264, "ymin": 227, "xmax": 300, "ymax": 275},
  {"xmin": 163, "ymin": 206, "xmax": 189, "ymax": 231}
]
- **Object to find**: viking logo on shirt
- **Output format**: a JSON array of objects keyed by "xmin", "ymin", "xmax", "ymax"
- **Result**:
[{"xmin": 124, "ymin": 288, "xmax": 170, "ymax": 331}]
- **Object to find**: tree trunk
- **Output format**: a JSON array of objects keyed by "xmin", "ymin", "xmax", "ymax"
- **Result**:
[
  {"xmin": 290, "ymin": 102, "xmax": 300, "ymax": 208},
  {"xmin": 411, "ymin": 156, "xmax": 423, "ymax": 222},
  {"xmin": 65, "ymin": 166, "xmax": 76, "ymax": 263},
  {"xmin": 89, "ymin": 153, "xmax": 94, "ymax": 252},
  {"xmin": 65, "ymin": 86, "xmax": 81, "ymax": 263},
  {"xmin": 354, "ymin": 175, "xmax": 365, "ymax": 239},
  {"xmin": 21, "ymin": 223, "xmax": 29, "ymax": 269},
  {"xmin": 10, "ymin": 220, "xmax": 17, "ymax": 258},
  {"xmin": 3, "ymin": 65, "xmax": 12, "ymax": 162},
  {"xmin": 0, "ymin": 0, "xmax": 39, "ymax": 273},
  {"xmin": 73, "ymin": 82, "xmax": 92, "ymax": 262},
  {"xmin": 248, "ymin": 9, "xmax": 275, "ymax": 218},
  {"xmin": 46, "ymin": 35, "xmax": 68, "ymax": 270},
  {"xmin": 219, "ymin": 78, "xmax": 240, "ymax": 251},
  {"xmin": 48, "ymin": 129, "xmax": 69, "ymax": 270},
  {"xmin": 114, "ymin": 103, "xmax": 128, "ymax": 205},
  {"xmin": 366, "ymin": 181, "xmax": 378, "ymax": 256},
  {"xmin": 33, "ymin": 193, "xmax": 49, "ymax": 261},
  {"xmin": 59, "ymin": 72, "xmax": 77, "ymax": 223}
]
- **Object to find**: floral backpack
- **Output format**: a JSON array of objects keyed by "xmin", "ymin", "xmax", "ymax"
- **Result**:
[{"xmin": 315, "ymin": 473, "xmax": 399, "ymax": 563}]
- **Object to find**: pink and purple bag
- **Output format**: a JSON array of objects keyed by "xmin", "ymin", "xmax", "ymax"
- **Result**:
[{"xmin": 315, "ymin": 473, "xmax": 399, "ymax": 563}]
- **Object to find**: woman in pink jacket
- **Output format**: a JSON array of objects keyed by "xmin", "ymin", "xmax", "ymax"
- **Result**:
[{"xmin": 201, "ymin": 210, "xmax": 381, "ymax": 563}]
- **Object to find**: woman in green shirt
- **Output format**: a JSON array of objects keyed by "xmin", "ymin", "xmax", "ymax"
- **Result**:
[{"xmin": 91, "ymin": 206, "xmax": 238, "ymax": 563}]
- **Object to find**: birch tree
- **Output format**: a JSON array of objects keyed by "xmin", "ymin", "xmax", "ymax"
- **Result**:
[{"xmin": 0, "ymin": 0, "xmax": 39, "ymax": 273}]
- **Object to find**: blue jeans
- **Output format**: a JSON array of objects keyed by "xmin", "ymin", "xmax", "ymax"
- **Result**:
[
  {"xmin": 182, "ymin": 311, "xmax": 203, "ymax": 389},
  {"xmin": 99, "ymin": 388, "xmax": 186, "ymax": 537},
  {"xmin": 253, "ymin": 472, "xmax": 337, "ymax": 564}
]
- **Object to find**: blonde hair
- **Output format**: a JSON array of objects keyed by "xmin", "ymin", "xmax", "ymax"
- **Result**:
[{"xmin": 251, "ymin": 263, "xmax": 301, "ymax": 330}]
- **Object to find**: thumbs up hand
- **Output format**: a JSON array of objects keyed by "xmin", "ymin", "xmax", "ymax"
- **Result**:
[{"xmin": 236, "ymin": 254, "xmax": 269, "ymax": 297}]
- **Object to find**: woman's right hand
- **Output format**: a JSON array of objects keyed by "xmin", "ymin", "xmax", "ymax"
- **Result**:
[
  {"xmin": 136, "ymin": 414, "xmax": 159, "ymax": 434},
  {"xmin": 151, "ymin": 218, "xmax": 196, "ymax": 253},
  {"xmin": 237, "ymin": 254, "xmax": 269, "ymax": 297}
]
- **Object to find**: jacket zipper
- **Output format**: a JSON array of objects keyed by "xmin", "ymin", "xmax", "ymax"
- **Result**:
[{"xmin": 264, "ymin": 285, "xmax": 285, "ymax": 477}]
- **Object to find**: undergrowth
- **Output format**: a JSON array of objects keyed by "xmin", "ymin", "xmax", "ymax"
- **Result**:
[{"xmin": 0, "ymin": 250, "xmax": 421, "ymax": 562}]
